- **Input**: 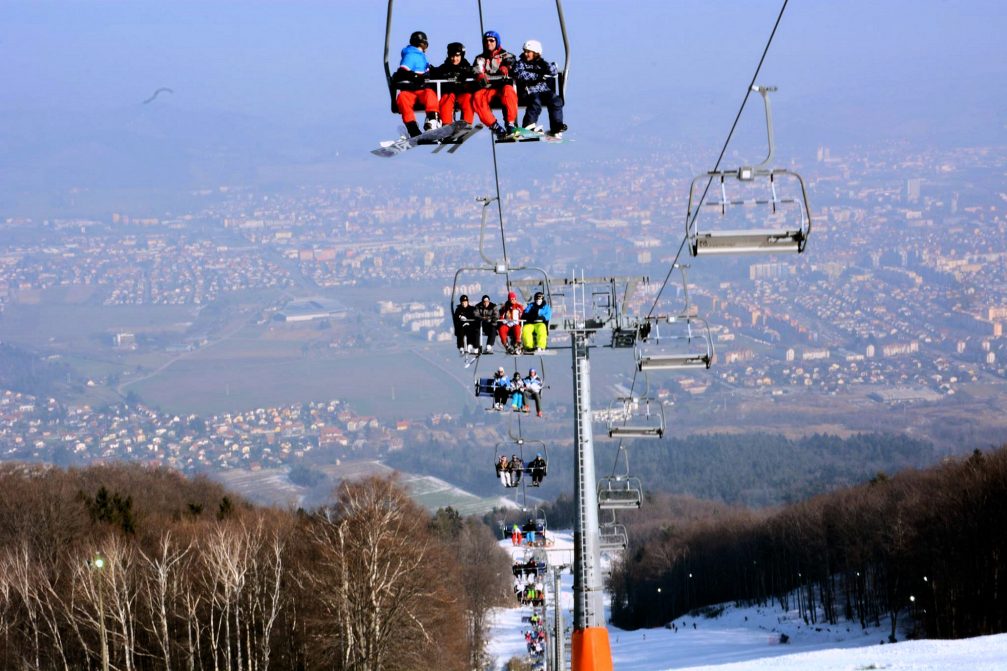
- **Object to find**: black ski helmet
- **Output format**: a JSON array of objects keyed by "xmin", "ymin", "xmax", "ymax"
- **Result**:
[
  {"xmin": 447, "ymin": 42, "xmax": 465, "ymax": 57},
  {"xmin": 409, "ymin": 31, "xmax": 429, "ymax": 48}
]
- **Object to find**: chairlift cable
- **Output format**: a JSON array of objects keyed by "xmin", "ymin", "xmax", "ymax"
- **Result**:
[
  {"xmin": 607, "ymin": 438, "xmax": 627, "ymax": 478},
  {"xmin": 476, "ymin": 0, "xmax": 512, "ymax": 286},
  {"xmin": 646, "ymin": 0, "xmax": 790, "ymax": 319},
  {"xmin": 618, "ymin": 0, "xmax": 790, "ymax": 495}
]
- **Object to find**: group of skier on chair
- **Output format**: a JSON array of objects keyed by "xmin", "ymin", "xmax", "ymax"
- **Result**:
[{"xmin": 394, "ymin": 29, "xmax": 566, "ymax": 140}]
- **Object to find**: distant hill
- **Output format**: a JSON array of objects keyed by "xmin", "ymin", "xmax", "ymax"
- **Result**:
[{"xmin": 0, "ymin": 342, "xmax": 80, "ymax": 400}]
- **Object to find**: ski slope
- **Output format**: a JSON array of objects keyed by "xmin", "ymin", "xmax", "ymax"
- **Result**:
[{"xmin": 487, "ymin": 531, "xmax": 1007, "ymax": 670}]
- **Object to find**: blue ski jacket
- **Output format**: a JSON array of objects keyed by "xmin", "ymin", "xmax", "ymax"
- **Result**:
[
  {"xmin": 399, "ymin": 45, "xmax": 430, "ymax": 74},
  {"xmin": 523, "ymin": 301, "xmax": 552, "ymax": 324}
]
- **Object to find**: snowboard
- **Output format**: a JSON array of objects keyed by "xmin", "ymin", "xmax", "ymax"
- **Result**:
[
  {"xmin": 435, "ymin": 122, "xmax": 484, "ymax": 154},
  {"xmin": 371, "ymin": 121, "xmax": 478, "ymax": 157},
  {"xmin": 509, "ymin": 126, "xmax": 570, "ymax": 143}
]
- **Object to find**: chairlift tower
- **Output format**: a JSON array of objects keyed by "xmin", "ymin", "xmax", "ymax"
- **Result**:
[
  {"xmin": 542, "ymin": 274, "xmax": 648, "ymax": 671},
  {"xmin": 548, "ymin": 563, "xmax": 569, "ymax": 671}
]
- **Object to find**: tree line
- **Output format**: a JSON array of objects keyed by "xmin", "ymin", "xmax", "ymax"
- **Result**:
[
  {"xmin": 0, "ymin": 463, "xmax": 513, "ymax": 671},
  {"xmin": 609, "ymin": 445, "xmax": 1007, "ymax": 643},
  {"xmin": 393, "ymin": 430, "xmax": 938, "ymax": 507}
]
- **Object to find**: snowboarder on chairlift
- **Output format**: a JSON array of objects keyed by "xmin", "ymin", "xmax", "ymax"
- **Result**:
[
  {"xmin": 430, "ymin": 42, "xmax": 475, "ymax": 125},
  {"xmin": 392, "ymin": 30, "xmax": 441, "ymax": 137},
  {"xmin": 513, "ymin": 39, "xmax": 566, "ymax": 138},
  {"xmin": 473, "ymin": 30, "xmax": 518, "ymax": 139}
]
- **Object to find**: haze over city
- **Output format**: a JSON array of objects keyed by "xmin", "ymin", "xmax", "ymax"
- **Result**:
[{"xmin": 2, "ymin": 2, "xmax": 1007, "ymax": 670}]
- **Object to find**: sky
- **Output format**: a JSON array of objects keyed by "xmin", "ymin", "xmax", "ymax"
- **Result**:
[{"xmin": 2, "ymin": 0, "xmax": 1006, "ymax": 213}]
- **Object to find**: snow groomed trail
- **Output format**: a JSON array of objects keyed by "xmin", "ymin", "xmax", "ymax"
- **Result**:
[{"xmin": 486, "ymin": 530, "xmax": 1007, "ymax": 671}]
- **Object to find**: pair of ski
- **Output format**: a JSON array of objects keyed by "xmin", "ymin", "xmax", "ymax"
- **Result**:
[{"xmin": 371, "ymin": 120, "xmax": 483, "ymax": 158}]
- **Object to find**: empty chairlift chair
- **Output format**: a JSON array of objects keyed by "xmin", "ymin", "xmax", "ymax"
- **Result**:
[
  {"xmin": 598, "ymin": 523, "xmax": 629, "ymax": 551},
  {"xmin": 636, "ymin": 315, "xmax": 714, "ymax": 372},
  {"xmin": 686, "ymin": 86, "xmax": 812, "ymax": 256},
  {"xmin": 607, "ymin": 395, "xmax": 665, "ymax": 439},
  {"xmin": 597, "ymin": 475, "xmax": 643, "ymax": 510}
]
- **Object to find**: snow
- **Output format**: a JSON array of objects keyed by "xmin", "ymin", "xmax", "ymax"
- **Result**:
[{"xmin": 487, "ymin": 530, "xmax": 1007, "ymax": 671}]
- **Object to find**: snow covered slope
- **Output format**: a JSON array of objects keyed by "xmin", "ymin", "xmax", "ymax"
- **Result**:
[{"xmin": 487, "ymin": 530, "xmax": 1007, "ymax": 671}]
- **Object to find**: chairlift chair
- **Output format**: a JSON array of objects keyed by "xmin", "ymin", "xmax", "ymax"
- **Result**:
[
  {"xmin": 450, "ymin": 197, "xmax": 555, "ymax": 364},
  {"xmin": 598, "ymin": 523, "xmax": 629, "ymax": 551},
  {"xmin": 382, "ymin": 0, "xmax": 570, "ymax": 144},
  {"xmin": 686, "ymin": 86, "xmax": 812, "ymax": 256},
  {"xmin": 636, "ymin": 264, "xmax": 714, "ymax": 370},
  {"xmin": 493, "ymin": 437, "xmax": 547, "ymax": 488},
  {"xmin": 607, "ymin": 395, "xmax": 665, "ymax": 439},
  {"xmin": 636, "ymin": 315, "xmax": 714, "ymax": 371},
  {"xmin": 597, "ymin": 475, "xmax": 644, "ymax": 510}
]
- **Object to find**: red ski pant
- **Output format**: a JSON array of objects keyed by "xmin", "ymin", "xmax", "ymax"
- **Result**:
[
  {"xmin": 499, "ymin": 323, "xmax": 522, "ymax": 346},
  {"xmin": 396, "ymin": 89, "xmax": 438, "ymax": 124},
  {"xmin": 474, "ymin": 86, "xmax": 518, "ymax": 126},
  {"xmin": 439, "ymin": 92, "xmax": 474, "ymax": 124}
]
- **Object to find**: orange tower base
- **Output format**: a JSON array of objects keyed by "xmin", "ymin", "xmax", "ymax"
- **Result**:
[{"xmin": 571, "ymin": 627, "xmax": 613, "ymax": 671}]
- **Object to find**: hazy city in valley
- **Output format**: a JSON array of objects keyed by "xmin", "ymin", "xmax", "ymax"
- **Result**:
[{"xmin": 1, "ymin": 2, "xmax": 1006, "ymax": 670}]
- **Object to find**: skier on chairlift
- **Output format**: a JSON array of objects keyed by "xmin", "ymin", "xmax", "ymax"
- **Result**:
[
  {"xmin": 498, "ymin": 291, "xmax": 524, "ymax": 354},
  {"xmin": 523, "ymin": 368, "xmax": 544, "ymax": 417},
  {"xmin": 430, "ymin": 42, "xmax": 475, "ymax": 125},
  {"xmin": 509, "ymin": 371, "xmax": 526, "ymax": 412},
  {"xmin": 521, "ymin": 291, "xmax": 551, "ymax": 353},
  {"xmin": 393, "ymin": 30, "xmax": 440, "ymax": 137},
  {"xmin": 474, "ymin": 294, "xmax": 498, "ymax": 354},
  {"xmin": 509, "ymin": 454, "xmax": 525, "ymax": 486},
  {"xmin": 492, "ymin": 366, "xmax": 510, "ymax": 410},
  {"xmin": 513, "ymin": 39, "xmax": 566, "ymax": 138},
  {"xmin": 473, "ymin": 30, "xmax": 518, "ymax": 140},
  {"xmin": 453, "ymin": 294, "xmax": 478, "ymax": 354},
  {"xmin": 496, "ymin": 454, "xmax": 511, "ymax": 487},
  {"xmin": 528, "ymin": 452, "xmax": 547, "ymax": 486}
]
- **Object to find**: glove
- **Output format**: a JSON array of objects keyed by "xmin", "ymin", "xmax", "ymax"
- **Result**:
[
  {"xmin": 499, "ymin": 65, "xmax": 509, "ymax": 77},
  {"xmin": 476, "ymin": 73, "xmax": 491, "ymax": 88}
]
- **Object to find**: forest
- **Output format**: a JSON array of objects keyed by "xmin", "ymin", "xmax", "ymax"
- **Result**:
[
  {"xmin": 0, "ymin": 463, "xmax": 513, "ymax": 671},
  {"xmin": 396, "ymin": 430, "xmax": 939, "ymax": 506},
  {"xmin": 609, "ymin": 445, "xmax": 1007, "ymax": 643}
]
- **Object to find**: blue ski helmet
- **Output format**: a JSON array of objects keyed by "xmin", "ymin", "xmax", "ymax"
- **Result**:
[{"xmin": 483, "ymin": 30, "xmax": 501, "ymax": 47}]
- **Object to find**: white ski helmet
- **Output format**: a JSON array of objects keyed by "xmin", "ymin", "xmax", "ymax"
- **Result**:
[{"xmin": 522, "ymin": 39, "xmax": 543, "ymax": 55}]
